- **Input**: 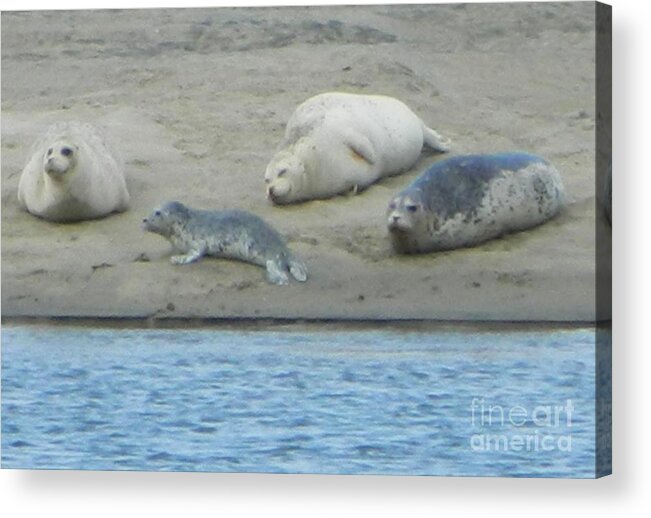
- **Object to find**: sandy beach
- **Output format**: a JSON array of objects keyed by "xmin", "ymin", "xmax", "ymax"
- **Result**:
[{"xmin": 1, "ymin": 3, "xmax": 609, "ymax": 322}]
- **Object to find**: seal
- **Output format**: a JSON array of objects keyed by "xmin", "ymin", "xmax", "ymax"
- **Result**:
[
  {"xmin": 17, "ymin": 121, "xmax": 130, "ymax": 222},
  {"xmin": 142, "ymin": 201, "xmax": 308, "ymax": 285},
  {"xmin": 265, "ymin": 92, "xmax": 450, "ymax": 204},
  {"xmin": 387, "ymin": 152, "xmax": 565, "ymax": 254}
]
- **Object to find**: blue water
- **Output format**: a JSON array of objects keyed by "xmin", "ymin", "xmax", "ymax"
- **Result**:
[{"xmin": 1, "ymin": 324, "xmax": 598, "ymax": 477}]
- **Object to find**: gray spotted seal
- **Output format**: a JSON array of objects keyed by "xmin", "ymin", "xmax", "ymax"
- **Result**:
[
  {"xmin": 387, "ymin": 152, "xmax": 565, "ymax": 254},
  {"xmin": 142, "ymin": 201, "xmax": 308, "ymax": 285},
  {"xmin": 265, "ymin": 92, "xmax": 450, "ymax": 204},
  {"xmin": 17, "ymin": 121, "xmax": 129, "ymax": 222}
]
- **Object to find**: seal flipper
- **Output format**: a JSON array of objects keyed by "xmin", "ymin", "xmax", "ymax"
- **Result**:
[
  {"xmin": 343, "ymin": 130, "xmax": 376, "ymax": 165},
  {"xmin": 171, "ymin": 248, "xmax": 205, "ymax": 265},
  {"xmin": 422, "ymin": 124, "xmax": 451, "ymax": 153},
  {"xmin": 265, "ymin": 259, "xmax": 289, "ymax": 285},
  {"xmin": 288, "ymin": 257, "xmax": 308, "ymax": 282}
]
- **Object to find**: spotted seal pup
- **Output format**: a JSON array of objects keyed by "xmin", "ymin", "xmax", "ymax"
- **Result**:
[
  {"xmin": 142, "ymin": 201, "xmax": 308, "ymax": 285},
  {"xmin": 17, "ymin": 121, "xmax": 129, "ymax": 222},
  {"xmin": 387, "ymin": 152, "xmax": 565, "ymax": 254},
  {"xmin": 265, "ymin": 92, "xmax": 450, "ymax": 204}
]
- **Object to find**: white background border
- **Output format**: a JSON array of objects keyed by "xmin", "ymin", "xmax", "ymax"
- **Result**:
[{"xmin": 1, "ymin": 0, "xmax": 648, "ymax": 515}]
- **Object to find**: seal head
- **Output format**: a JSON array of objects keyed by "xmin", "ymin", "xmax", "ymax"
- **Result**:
[
  {"xmin": 142, "ymin": 201, "xmax": 190, "ymax": 237},
  {"xmin": 265, "ymin": 149, "xmax": 307, "ymax": 204},
  {"xmin": 43, "ymin": 140, "xmax": 79, "ymax": 179},
  {"xmin": 387, "ymin": 190, "xmax": 427, "ymax": 233},
  {"xmin": 387, "ymin": 189, "xmax": 434, "ymax": 254}
]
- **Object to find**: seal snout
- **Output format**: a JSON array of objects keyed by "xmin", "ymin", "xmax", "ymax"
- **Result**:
[
  {"xmin": 266, "ymin": 179, "xmax": 292, "ymax": 204},
  {"xmin": 387, "ymin": 197, "xmax": 414, "ymax": 231},
  {"xmin": 266, "ymin": 184, "xmax": 280, "ymax": 201},
  {"xmin": 387, "ymin": 212, "xmax": 411, "ymax": 232},
  {"xmin": 44, "ymin": 158, "xmax": 68, "ymax": 177},
  {"xmin": 388, "ymin": 213, "xmax": 401, "ymax": 227}
]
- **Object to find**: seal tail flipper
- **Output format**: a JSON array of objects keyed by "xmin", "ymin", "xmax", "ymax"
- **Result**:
[
  {"xmin": 422, "ymin": 124, "xmax": 451, "ymax": 153},
  {"xmin": 288, "ymin": 257, "xmax": 308, "ymax": 282},
  {"xmin": 266, "ymin": 259, "xmax": 290, "ymax": 285}
]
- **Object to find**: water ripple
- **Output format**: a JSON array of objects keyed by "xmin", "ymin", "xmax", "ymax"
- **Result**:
[{"xmin": 1, "ymin": 326, "xmax": 601, "ymax": 477}]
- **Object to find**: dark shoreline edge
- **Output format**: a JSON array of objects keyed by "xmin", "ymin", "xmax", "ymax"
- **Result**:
[{"xmin": 1, "ymin": 315, "xmax": 607, "ymax": 332}]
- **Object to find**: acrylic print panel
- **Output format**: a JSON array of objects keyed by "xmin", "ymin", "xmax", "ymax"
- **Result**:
[{"xmin": 1, "ymin": 2, "xmax": 611, "ymax": 477}]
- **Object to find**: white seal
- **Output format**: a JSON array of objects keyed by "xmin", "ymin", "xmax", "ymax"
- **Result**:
[
  {"xmin": 387, "ymin": 152, "xmax": 566, "ymax": 254},
  {"xmin": 17, "ymin": 121, "xmax": 130, "ymax": 222},
  {"xmin": 265, "ymin": 92, "xmax": 450, "ymax": 204}
]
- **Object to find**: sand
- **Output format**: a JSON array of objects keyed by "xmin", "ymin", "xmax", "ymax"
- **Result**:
[{"xmin": 0, "ymin": 3, "xmax": 609, "ymax": 322}]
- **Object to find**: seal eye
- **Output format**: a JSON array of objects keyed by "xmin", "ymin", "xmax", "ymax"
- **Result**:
[
  {"xmin": 61, "ymin": 147, "xmax": 73, "ymax": 157},
  {"xmin": 407, "ymin": 205, "xmax": 419, "ymax": 213},
  {"xmin": 277, "ymin": 168, "xmax": 287, "ymax": 178},
  {"xmin": 154, "ymin": 210, "xmax": 161, "ymax": 217}
]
